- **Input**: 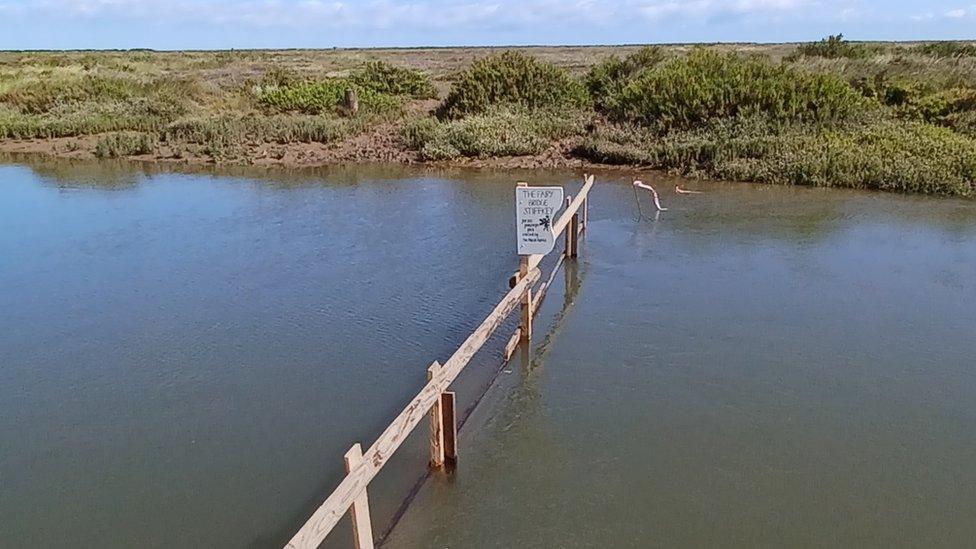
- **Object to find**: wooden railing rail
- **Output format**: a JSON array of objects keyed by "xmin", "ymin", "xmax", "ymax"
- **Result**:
[
  {"xmin": 525, "ymin": 174, "xmax": 594, "ymax": 272},
  {"xmin": 285, "ymin": 174, "xmax": 595, "ymax": 549}
]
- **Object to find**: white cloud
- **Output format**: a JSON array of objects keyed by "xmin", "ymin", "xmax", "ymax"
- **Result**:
[{"xmin": 945, "ymin": 8, "xmax": 967, "ymax": 17}]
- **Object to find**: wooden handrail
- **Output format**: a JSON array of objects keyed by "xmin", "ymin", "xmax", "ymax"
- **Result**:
[
  {"xmin": 286, "ymin": 268, "xmax": 540, "ymax": 549},
  {"xmin": 510, "ymin": 174, "xmax": 595, "ymax": 287},
  {"xmin": 285, "ymin": 174, "xmax": 596, "ymax": 549},
  {"xmin": 526, "ymin": 174, "xmax": 594, "ymax": 272}
]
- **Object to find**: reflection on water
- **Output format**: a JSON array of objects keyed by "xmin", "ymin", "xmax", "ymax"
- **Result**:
[{"xmin": 1, "ymin": 157, "xmax": 975, "ymax": 549}]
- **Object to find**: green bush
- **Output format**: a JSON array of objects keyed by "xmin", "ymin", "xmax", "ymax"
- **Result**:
[
  {"xmin": 0, "ymin": 75, "xmax": 143, "ymax": 114},
  {"xmin": 585, "ymin": 46, "xmax": 664, "ymax": 112},
  {"xmin": 912, "ymin": 42, "xmax": 976, "ymax": 58},
  {"xmin": 851, "ymin": 74, "xmax": 925, "ymax": 106},
  {"xmin": 350, "ymin": 61, "xmax": 437, "ymax": 98},
  {"xmin": 789, "ymin": 34, "xmax": 882, "ymax": 60},
  {"xmin": 160, "ymin": 115, "xmax": 355, "ymax": 161},
  {"xmin": 895, "ymin": 88, "xmax": 976, "ymax": 135},
  {"xmin": 609, "ymin": 49, "xmax": 866, "ymax": 130},
  {"xmin": 407, "ymin": 109, "xmax": 584, "ymax": 160},
  {"xmin": 904, "ymin": 88, "xmax": 976, "ymax": 120},
  {"xmin": 575, "ymin": 117, "xmax": 976, "ymax": 196},
  {"xmin": 258, "ymin": 79, "xmax": 401, "ymax": 115},
  {"xmin": 401, "ymin": 117, "xmax": 440, "ymax": 149},
  {"xmin": 0, "ymin": 109, "xmax": 165, "ymax": 139},
  {"xmin": 942, "ymin": 110, "xmax": 976, "ymax": 137},
  {"xmin": 437, "ymin": 51, "xmax": 588, "ymax": 119},
  {"xmin": 163, "ymin": 114, "xmax": 351, "ymax": 146},
  {"xmin": 94, "ymin": 132, "xmax": 156, "ymax": 158}
]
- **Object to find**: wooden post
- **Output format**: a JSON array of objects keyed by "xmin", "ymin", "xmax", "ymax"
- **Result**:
[
  {"xmin": 582, "ymin": 195, "xmax": 588, "ymax": 232},
  {"xmin": 285, "ymin": 270, "xmax": 540, "ymax": 549},
  {"xmin": 442, "ymin": 391, "xmax": 457, "ymax": 466},
  {"xmin": 343, "ymin": 444, "xmax": 375, "ymax": 549},
  {"xmin": 519, "ymin": 256, "xmax": 532, "ymax": 344},
  {"xmin": 345, "ymin": 89, "xmax": 359, "ymax": 116},
  {"xmin": 427, "ymin": 362, "xmax": 444, "ymax": 468},
  {"xmin": 570, "ymin": 209, "xmax": 580, "ymax": 258},
  {"xmin": 564, "ymin": 196, "xmax": 573, "ymax": 259}
]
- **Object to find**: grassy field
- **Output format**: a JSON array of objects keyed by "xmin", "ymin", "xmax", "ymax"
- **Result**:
[{"xmin": 1, "ymin": 39, "xmax": 975, "ymax": 196}]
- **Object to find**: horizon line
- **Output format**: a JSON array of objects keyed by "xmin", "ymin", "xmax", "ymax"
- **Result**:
[{"xmin": 1, "ymin": 38, "xmax": 969, "ymax": 54}]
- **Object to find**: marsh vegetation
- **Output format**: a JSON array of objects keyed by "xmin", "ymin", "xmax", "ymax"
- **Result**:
[{"xmin": 2, "ymin": 40, "xmax": 975, "ymax": 195}]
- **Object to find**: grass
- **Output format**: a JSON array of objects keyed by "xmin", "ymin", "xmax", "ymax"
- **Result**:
[
  {"xmin": 911, "ymin": 41, "xmax": 976, "ymax": 58},
  {"xmin": 787, "ymin": 34, "xmax": 883, "ymax": 60},
  {"xmin": 1, "ymin": 43, "xmax": 975, "ymax": 195},
  {"xmin": 257, "ymin": 80, "xmax": 402, "ymax": 115},
  {"xmin": 95, "ymin": 132, "xmax": 156, "ymax": 158},
  {"xmin": 403, "ymin": 108, "xmax": 583, "ymax": 160},
  {"xmin": 161, "ymin": 115, "xmax": 358, "ymax": 160},
  {"xmin": 0, "ymin": 53, "xmax": 423, "ymax": 160}
]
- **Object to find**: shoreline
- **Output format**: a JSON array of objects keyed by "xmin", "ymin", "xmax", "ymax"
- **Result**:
[
  {"xmin": 3, "ymin": 45, "xmax": 975, "ymax": 197},
  {"xmin": 0, "ymin": 132, "xmax": 624, "ymax": 172}
]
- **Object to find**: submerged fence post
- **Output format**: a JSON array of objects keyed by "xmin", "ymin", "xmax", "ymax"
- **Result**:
[
  {"xmin": 570, "ymin": 207, "xmax": 580, "ymax": 258},
  {"xmin": 427, "ymin": 362, "xmax": 445, "ymax": 468},
  {"xmin": 442, "ymin": 391, "xmax": 457, "ymax": 466},
  {"xmin": 564, "ymin": 196, "xmax": 573, "ymax": 259},
  {"xmin": 519, "ymin": 256, "xmax": 532, "ymax": 344},
  {"xmin": 343, "ymin": 444, "xmax": 375, "ymax": 549},
  {"xmin": 427, "ymin": 362, "xmax": 457, "ymax": 469},
  {"xmin": 582, "ymin": 195, "xmax": 588, "ymax": 232}
]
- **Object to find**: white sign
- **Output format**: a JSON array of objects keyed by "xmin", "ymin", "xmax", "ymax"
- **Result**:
[{"xmin": 515, "ymin": 185, "xmax": 564, "ymax": 255}]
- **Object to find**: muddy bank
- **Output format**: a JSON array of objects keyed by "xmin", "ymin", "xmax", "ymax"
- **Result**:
[{"xmin": 0, "ymin": 128, "xmax": 605, "ymax": 171}]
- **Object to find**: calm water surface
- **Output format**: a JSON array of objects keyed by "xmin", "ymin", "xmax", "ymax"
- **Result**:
[{"xmin": 1, "ymin": 159, "xmax": 974, "ymax": 548}]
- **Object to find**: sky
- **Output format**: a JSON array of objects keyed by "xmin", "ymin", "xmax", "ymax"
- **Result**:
[{"xmin": 0, "ymin": 0, "xmax": 974, "ymax": 50}]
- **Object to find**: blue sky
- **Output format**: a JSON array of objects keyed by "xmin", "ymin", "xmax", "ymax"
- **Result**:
[{"xmin": 0, "ymin": 0, "xmax": 974, "ymax": 50}]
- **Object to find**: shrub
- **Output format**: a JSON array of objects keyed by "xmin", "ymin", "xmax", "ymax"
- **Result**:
[
  {"xmin": 912, "ymin": 42, "xmax": 976, "ymax": 58},
  {"xmin": 789, "ymin": 34, "xmax": 882, "ymax": 60},
  {"xmin": 437, "ymin": 51, "xmax": 588, "ymax": 119},
  {"xmin": 851, "ymin": 74, "xmax": 925, "ymax": 106},
  {"xmin": 609, "ymin": 49, "xmax": 866, "ymax": 130},
  {"xmin": 585, "ymin": 46, "xmax": 664, "ymax": 112},
  {"xmin": 422, "ymin": 114, "xmax": 547, "ymax": 159},
  {"xmin": 896, "ymin": 88, "xmax": 976, "ymax": 135},
  {"xmin": 258, "ymin": 79, "xmax": 401, "ymax": 115},
  {"xmin": 94, "ymin": 132, "xmax": 156, "ymax": 158},
  {"xmin": 0, "ymin": 110, "xmax": 165, "ymax": 139},
  {"xmin": 0, "ymin": 75, "xmax": 142, "ymax": 114},
  {"xmin": 942, "ymin": 110, "xmax": 976, "ymax": 137},
  {"xmin": 350, "ymin": 61, "xmax": 437, "ymax": 98},
  {"xmin": 163, "ymin": 114, "xmax": 351, "ymax": 146},
  {"xmin": 904, "ymin": 88, "xmax": 976, "ymax": 120},
  {"xmin": 261, "ymin": 67, "xmax": 302, "ymax": 88},
  {"xmin": 160, "ymin": 115, "xmax": 356, "ymax": 161},
  {"xmin": 401, "ymin": 117, "xmax": 440, "ymax": 149},
  {"xmin": 145, "ymin": 76, "xmax": 202, "ymax": 119},
  {"xmin": 575, "ymin": 117, "xmax": 976, "ymax": 196},
  {"xmin": 408, "ymin": 109, "xmax": 584, "ymax": 160}
]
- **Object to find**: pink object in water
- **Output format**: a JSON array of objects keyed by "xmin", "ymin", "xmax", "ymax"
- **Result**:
[{"xmin": 633, "ymin": 180, "xmax": 668, "ymax": 211}]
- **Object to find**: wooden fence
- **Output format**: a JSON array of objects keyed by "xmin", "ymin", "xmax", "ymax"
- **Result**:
[{"xmin": 285, "ymin": 174, "xmax": 596, "ymax": 549}]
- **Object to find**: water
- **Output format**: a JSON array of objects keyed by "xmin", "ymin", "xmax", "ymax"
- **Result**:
[{"xmin": 1, "ymin": 158, "xmax": 974, "ymax": 548}]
